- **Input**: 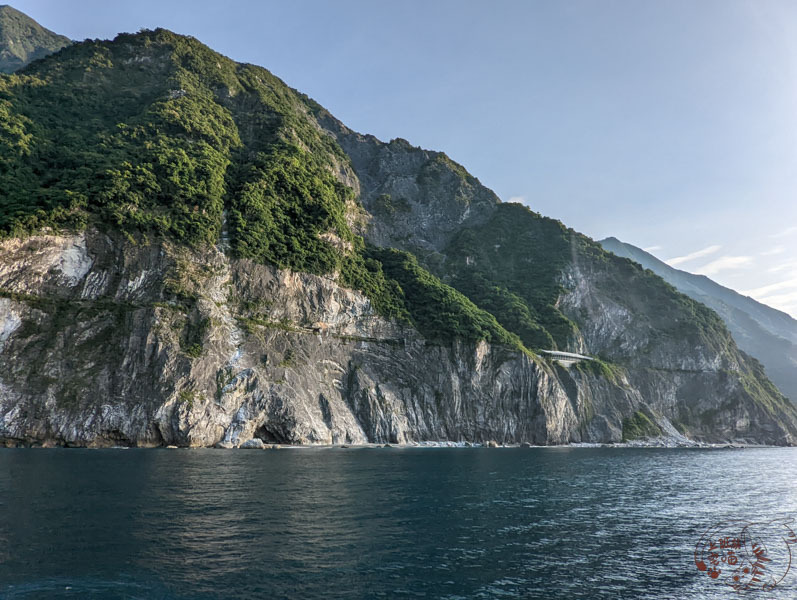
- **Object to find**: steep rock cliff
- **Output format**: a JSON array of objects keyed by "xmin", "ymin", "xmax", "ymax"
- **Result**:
[
  {"xmin": 0, "ymin": 28, "xmax": 796, "ymax": 446},
  {"xmin": 0, "ymin": 230, "xmax": 644, "ymax": 447},
  {"xmin": 316, "ymin": 109, "xmax": 797, "ymax": 445},
  {"xmin": 1, "ymin": 230, "xmax": 794, "ymax": 447},
  {"xmin": 600, "ymin": 236, "xmax": 797, "ymax": 403}
]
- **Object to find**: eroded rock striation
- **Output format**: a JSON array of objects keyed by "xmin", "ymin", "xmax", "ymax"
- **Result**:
[{"xmin": 1, "ymin": 229, "xmax": 794, "ymax": 448}]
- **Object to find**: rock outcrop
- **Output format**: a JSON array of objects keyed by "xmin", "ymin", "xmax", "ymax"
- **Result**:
[{"xmin": 1, "ymin": 230, "xmax": 794, "ymax": 447}]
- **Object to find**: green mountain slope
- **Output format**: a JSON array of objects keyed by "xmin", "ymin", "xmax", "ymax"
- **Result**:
[
  {"xmin": 0, "ymin": 5, "xmax": 70, "ymax": 73},
  {"xmin": 0, "ymin": 25, "xmax": 795, "ymax": 444},
  {"xmin": 0, "ymin": 28, "xmax": 523, "ymax": 353},
  {"xmin": 601, "ymin": 236, "xmax": 797, "ymax": 402}
]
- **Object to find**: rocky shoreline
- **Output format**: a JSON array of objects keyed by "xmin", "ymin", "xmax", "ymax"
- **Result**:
[{"xmin": 1, "ymin": 438, "xmax": 763, "ymax": 449}]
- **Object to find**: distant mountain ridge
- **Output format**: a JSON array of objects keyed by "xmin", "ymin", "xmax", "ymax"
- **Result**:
[
  {"xmin": 0, "ymin": 5, "xmax": 70, "ymax": 73},
  {"xmin": 600, "ymin": 237, "xmax": 797, "ymax": 402}
]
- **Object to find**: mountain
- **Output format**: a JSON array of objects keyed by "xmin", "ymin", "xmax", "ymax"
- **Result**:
[
  {"xmin": 600, "ymin": 237, "xmax": 797, "ymax": 402},
  {"xmin": 0, "ymin": 5, "xmax": 70, "ymax": 73},
  {"xmin": 0, "ymin": 26, "xmax": 795, "ymax": 447}
]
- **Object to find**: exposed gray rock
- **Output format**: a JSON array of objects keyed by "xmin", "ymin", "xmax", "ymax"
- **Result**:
[
  {"xmin": 0, "ymin": 230, "xmax": 793, "ymax": 447},
  {"xmin": 600, "ymin": 237, "xmax": 797, "ymax": 403},
  {"xmin": 315, "ymin": 114, "xmax": 498, "ymax": 254},
  {"xmin": 239, "ymin": 438, "xmax": 265, "ymax": 449}
]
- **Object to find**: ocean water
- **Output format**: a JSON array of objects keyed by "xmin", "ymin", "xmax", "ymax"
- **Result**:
[{"xmin": 1, "ymin": 447, "xmax": 796, "ymax": 599}]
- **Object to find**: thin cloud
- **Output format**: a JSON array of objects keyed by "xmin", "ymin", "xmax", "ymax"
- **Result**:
[
  {"xmin": 756, "ymin": 290, "xmax": 797, "ymax": 315},
  {"xmin": 694, "ymin": 255, "xmax": 754, "ymax": 276},
  {"xmin": 507, "ymin": 196, "xmax": 525, "ymax": 204},
  {"xmin": 666, "ymin": 245, "xmax": 722, "ymax": 267},
  {"xmin": 643, "ymin": 245, "xmax": 662, "ymax": 252},
  {"xmin": 741, "ymin": 277, "xmax": 797, "ymax": 298},
  {"xmin": 770, "ymin": 226, "xmax": 797, "ymax": 239},
  {"xmin": 760, "ymin": 246, "xmax": 785, "ymax": 256},
  {"xmin": 769, "ymin": 260, "xmax": 797, "ymax": 274}
]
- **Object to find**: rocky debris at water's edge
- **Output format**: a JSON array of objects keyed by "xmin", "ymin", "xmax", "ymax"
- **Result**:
[
  {"xmin": 0, "ymin": 439, "xmax": 764, "ymax": 449},
  {"xmin": 239, "ymin": 438, "xmax": 266, "ymax": 449}
]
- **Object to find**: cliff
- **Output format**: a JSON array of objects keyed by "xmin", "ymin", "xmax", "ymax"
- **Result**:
[
  {"xmin": 0, "ymin": 27, "xmax": 795, "ymax": 447},
  {"xmin": 0, "ymin": 230, "xmax": 628, "ymax": 447},
  {"xmin": 600, "ymin": 237, "xmax": 797, "ymax": 403},
  {"xmin": 3, "ymin": 230, "xmax": 792, "ymax": 447}
]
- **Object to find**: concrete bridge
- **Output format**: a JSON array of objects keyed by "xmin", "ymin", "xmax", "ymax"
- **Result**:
[{"xmin": 539, "ymin": 350, "xmax": 594, "ymax": 368}]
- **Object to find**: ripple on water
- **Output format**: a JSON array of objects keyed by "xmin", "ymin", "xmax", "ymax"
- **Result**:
[{"xmin": 1, "ymin": 447, "xmax": 797, "ymax": 598}]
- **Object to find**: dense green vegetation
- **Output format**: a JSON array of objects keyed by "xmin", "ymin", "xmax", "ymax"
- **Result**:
[
  {"xmin": 450, "ymin": 269, "xmax": 555, "ymax": 349},
  {"xmin": 0, "ymin": 28, "xmax": 356, "ymax": 245},
  {"xmin": 442, "ymin": 203, "xmax": 576, "ymax": 349},
  {"xmin": 437, "ymin": 200, "xmax": 741, "ymax": 366},
  {"xmin": 340, "ymin": 240, "xmax": 410, "ymax": 321},
  {"xmin": 0, "ymin": 29, "xmax": 239, "ymax": 242},
  {"xmin": 0, "ymin": 5, "xmax": 70, "ymax": 73},
  {"xmin": 737, "ymin": 352, "xmax": 795, "ymax": 416},
  {"xmin": 0, "ymin": 29, "xmax": 527, "ymax": 351},
  {"xmin": 621, "ymin": 410, "xmax": 662, "ymax": 441},
  {"xmin": 369, "ymin": 247, "xmax": 525, "ymax": 351},
  {"xmin": 230, "ymin": 142, "xmax": 352, "ymax": 273},
  {"xmin": 573, "ymin": 357, "xmax": 625, "ymax": 384}
]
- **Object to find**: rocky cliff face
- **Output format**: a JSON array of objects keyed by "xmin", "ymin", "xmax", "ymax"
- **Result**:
[
  {"xmin": 315, "ymin": 114, "xmax": 499, "ymax": 254},
  {"xmin": 558, "ymin": 257, "xmax": 793, "ymax": 443},
  {"xmin": 315, "ymin": 115, "xmax": 797, "ymax": 446},
  {"xmin": 1, "ymin": 27, "xmax": 796, "ymax": 447},
  {"xmin": 0, "ymin": 230, "xmax": 601, "ymax": 447},
  {"xmin": 1, "ymin": 230, "xmax": 794, "ymax": 448},
  {"xmin": 600, "ymin": 237, "xmax": 797, "ymax": 403}
]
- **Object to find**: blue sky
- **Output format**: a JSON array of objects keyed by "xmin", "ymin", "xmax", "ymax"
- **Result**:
[{"xmin": 12, "ymin": 0, "xmax": 797, "ymax": 316}]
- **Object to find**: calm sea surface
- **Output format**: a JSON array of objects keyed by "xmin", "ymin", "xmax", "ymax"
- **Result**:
[{"xmin": 1, "ymin": 447, "xmax": 796, "ymax": 599}]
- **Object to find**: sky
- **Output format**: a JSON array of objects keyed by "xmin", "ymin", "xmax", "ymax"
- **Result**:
[{"xmin": 11, "ymin": 0, "xmax": 797, "ymax": 316}]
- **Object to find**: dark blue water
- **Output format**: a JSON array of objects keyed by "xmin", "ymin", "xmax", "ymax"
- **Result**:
[{"xmin": 1, "ymin": 447, "xmax": 796, "ymax": 599}]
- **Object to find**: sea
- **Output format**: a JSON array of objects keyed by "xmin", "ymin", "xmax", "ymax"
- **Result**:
[{"xmin": 1, "ymin": 446, "xmax": 796, "ymax": 599}]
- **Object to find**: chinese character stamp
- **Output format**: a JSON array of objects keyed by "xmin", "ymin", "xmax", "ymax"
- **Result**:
[{"xmin": 694, "ymin": 519, "xmax": 797, "ymax": 591}]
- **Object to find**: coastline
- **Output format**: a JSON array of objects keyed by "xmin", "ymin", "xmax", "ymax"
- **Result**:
[{"xmin": 0, "ymin": 438, "xmax": 766, "ymax": 449}]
